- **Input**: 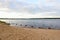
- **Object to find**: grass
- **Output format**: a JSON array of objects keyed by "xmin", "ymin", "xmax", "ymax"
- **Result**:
[{"xmin": 0, "ymin": 21, "xmax": 10, "ymax": 25}]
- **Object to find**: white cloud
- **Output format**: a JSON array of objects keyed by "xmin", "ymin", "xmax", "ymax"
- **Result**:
[
  {"xmin": 0, "ymin": 0, "xmax": 60, "ymax": 18},
  {"xmin": 0, "ymin": 10, "xmax": 60, "ymax": 18}
]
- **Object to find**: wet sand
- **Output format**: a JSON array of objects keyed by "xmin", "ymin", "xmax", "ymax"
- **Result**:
[{"xmin": 0, "ymin": 24, "xmax": 60, "ymax": 40}]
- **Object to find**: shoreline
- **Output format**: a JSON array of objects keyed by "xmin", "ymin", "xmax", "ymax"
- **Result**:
[{"xmin": 0, "ymin": 24, "xmax": 60, "ymax": 40}]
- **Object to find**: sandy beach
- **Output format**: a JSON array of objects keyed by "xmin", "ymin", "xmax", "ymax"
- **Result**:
[{"xmin": 0, "ymin": 24, "xmax": 60, "ymax": 40}]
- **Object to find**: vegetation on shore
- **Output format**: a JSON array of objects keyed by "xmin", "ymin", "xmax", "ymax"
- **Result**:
[{"xmin": 0, "ymin": 21, "xmax": 10, "ymax": 25}]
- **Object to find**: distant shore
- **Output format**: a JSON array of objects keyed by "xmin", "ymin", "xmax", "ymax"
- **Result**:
[{"xmin": 0, "ymin": 18, "xmax": 60, "ymax": 20}]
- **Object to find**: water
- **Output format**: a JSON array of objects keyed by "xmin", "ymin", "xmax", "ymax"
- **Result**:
[{"xmin": 2, "ymin": 19, "xmax": 60, "ymax": 29}]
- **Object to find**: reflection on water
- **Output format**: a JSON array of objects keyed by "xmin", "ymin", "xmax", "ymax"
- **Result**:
[{"xmin": 1, "ymin": 19, "xmax": 60, "ymax": 29}]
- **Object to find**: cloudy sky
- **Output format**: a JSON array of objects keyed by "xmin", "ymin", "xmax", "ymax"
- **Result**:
[{"xmin": 0, "ymin": 0, "xmax": 60, "ymax": 18}]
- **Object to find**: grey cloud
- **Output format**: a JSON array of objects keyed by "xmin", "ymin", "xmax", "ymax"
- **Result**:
[{"xmin": 0, "ymin": 0, "xmax": 60, "ymax": 17}]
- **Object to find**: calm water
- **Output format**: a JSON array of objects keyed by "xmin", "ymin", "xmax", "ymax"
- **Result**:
[{"xmin": 2, "ymin": 19, "xmax": 60, "ymax": 29}]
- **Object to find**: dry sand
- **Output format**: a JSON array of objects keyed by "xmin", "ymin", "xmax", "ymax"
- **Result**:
[{"xmin": 0, "ymin": 24, "xmax": 60, "ymax": 40}]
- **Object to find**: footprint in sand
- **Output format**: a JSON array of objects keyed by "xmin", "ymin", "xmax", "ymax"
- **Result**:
[{"xmin": 0, "ymin": 38, "xmax": 2, "ymax": 40}]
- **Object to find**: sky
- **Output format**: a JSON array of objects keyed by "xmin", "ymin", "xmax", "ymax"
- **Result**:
[{"xmin": 0, "ymin": 0, "xmax": 60, "ymax": 18}]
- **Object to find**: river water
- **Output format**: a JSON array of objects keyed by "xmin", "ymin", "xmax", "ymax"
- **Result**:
[{"xmin": 1, "ymin": 19, "xmax": 60, "ymax": 29}]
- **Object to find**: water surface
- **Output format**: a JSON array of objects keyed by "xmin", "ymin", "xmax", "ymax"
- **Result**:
[{"xmin": 2, "ymin": 19, "xmax": 60, "ymax": 29}]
